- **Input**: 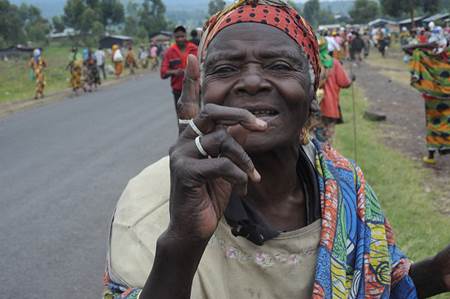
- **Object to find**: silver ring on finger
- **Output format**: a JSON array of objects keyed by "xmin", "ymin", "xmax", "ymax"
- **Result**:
[
  {"xmin": 195, "ymin": 136, "xmax": 209, "ymax": 157},
  {"xmin": 189, "ymin": 119, "xmax": 204, "ymax": 137}
]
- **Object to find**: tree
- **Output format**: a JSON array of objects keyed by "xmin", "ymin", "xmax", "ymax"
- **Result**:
[
  {"xmin": 0, "ymin": 0, "xmax": 26, "ymax": 45},
  {"xmin": 422, "ymin": 0, "xmax": 440, "ymax": 14},
  {"xmin": 63, "ymin": 0, "xmax": 86, "ymax": 29},
  {"xmin": 381, "ymin": 0, "xmax": 441, "ymax": 26},
  {"xmin": 208, "ymin": 0, "xmax": 226, "ymax": 16},
  {"xmin": 349, "ymin": 0, "xmax": 379, "ymax": 24},
  {"xmin": 138, "ymin": 0, "xmax": 167, "ymax": 37},
  {"xmin": 52, "ymin": 16, "xmax": 65, "ymax": 33},
  {"xmin": 303, "ymin": 0, "xmax": 320, "ymax": 28},
  {"xmin": 80, "ymin": 7, "xmax": 99, "ymax": 34},
  {"xmin": 100, "ymin": 0, "xmax": 124, "ymax": 27},
  {"xmin": 17, "ymin": 3, "xmax": 50, "ymax": 43},
  {"xmin": 318, "ymin": 7, "xmax": 335, "ymax": 25}
]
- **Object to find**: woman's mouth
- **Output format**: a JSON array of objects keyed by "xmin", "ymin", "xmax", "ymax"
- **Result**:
[{"xmin": 247, "ymin": 108, "xmax": 279, "ymax": 119}]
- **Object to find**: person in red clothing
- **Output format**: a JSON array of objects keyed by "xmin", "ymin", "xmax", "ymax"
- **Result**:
[
  {"xmin": 160, "ymin": 25, "xmax": 198, "ymax": 107},
  {"xmin": 319, "ymin": 58, "xmax": 353, "ymax": 143}
]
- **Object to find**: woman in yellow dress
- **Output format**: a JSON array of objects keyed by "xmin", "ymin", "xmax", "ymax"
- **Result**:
[
  {"xmin": 112, "ymin": 44, "xmax": 124, "ymax": 78},
  {"xmin": 28, "ymin": 48, "xmax": 47, "ymax": 99},
  {"xmin": 67, "ymin": 47, "xmax": 83, "ymax": 94}
]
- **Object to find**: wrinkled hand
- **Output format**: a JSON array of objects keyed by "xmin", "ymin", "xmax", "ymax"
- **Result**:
[
  {"xmin": 433, "ymin": 244, "xmax": 450, "ymax": 291},
  {"xmin": 177, "ymin": 54, "xmax": 200, "ymax": 121},
  {"xmin": 168, "ymin": 104, "xmax": 267, "ymax": 241}
]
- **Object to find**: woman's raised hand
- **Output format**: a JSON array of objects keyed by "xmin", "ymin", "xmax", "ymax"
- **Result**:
[
  {"xmin": 177, "ymin": 54, "xmax": 201, "ymax": 123},
  {"xmin": 168, "ymin": 103, "xmax": 267, "ymax": 241}
]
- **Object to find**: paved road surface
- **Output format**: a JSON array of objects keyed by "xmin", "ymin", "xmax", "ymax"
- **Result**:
[{"xmin": 0, "ymin": 73, "xmax": 177, "ymax": 298}]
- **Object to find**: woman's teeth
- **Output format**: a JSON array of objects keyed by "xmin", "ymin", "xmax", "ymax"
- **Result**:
[{"xmin": 250, "ymin": 110, "xmax": 278, "ymax": 117}]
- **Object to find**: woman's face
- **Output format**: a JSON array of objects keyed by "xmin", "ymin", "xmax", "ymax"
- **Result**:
[{"xmin": 202, "ymin": 23, "xmax": 312, "ymax": 152}]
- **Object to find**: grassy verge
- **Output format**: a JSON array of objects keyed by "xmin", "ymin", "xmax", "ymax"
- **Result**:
[
  {"xmin": 0, "ymin": 45, "xmax": 72, "ymax": 103},
  {"xmin": 0, "ymin": 43, "xmax": 148, "ymax": 104},
  {"xmin": 335, "ymin": 87, "xmax": 450, "ymax": 297}
]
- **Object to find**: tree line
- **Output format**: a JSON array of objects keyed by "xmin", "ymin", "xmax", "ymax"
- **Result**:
[
  {"xmin": 0, "ymin": 0, "xmax": 51, "ymax": 48},
  {"xmin": 1, "ymin": 0, "xmax": 449, "ymax": 49},
  {"xmin": 299, "ymin": 0, "xmax": 447, "ymax": 28},
  {"xmin": 0, "ymin": 0, "xmax": 168, "ymax": 48}
]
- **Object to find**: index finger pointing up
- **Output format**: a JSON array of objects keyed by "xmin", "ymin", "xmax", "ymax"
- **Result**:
[{"xmin": 177, "ymin": 54, "xmax": 201, "ymax": 121}]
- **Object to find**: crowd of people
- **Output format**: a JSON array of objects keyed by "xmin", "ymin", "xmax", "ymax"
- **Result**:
[
  {"xmin": 321, "ymin": 29, "xmax": 370, "ymax": 66},
  {"xmin": 27, "ymin": 40, "xmax": 169, "ymax": 99}
]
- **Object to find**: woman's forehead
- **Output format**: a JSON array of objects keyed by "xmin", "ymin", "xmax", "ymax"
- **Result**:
[
  {"xmin": 206, "ymin": 23, "xmax": 304, "ymax": 61},
  {"xmin": 209, "ymin": 23, "xmax": 296, "ymax": 48}
]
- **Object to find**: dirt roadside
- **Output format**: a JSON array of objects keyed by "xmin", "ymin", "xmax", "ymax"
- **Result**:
[{"xmin": 349, "ymin": 52, "xmax": 449, "ymax": 213}]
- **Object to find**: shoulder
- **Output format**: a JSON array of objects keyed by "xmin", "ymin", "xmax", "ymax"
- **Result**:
[
  {"xmin": 319, "ymin": 143, "xmax": 357, "ymax": 174},
  {"xmin": 109, "ymin": 156, "xmax": 171, "ymax": 288},
  {"xmin": 314, "ymin": 142, "xmax": 363, "ymax": 192}
]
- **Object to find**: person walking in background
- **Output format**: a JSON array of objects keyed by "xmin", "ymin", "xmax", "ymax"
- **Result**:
[
  {"xmin": 350, "ymin": 31, "xmax": 365, "ymax": 66},
  {"xmin": 85, "ymin": 49, "xmax": 101, "ymax": 92},
  {"xmin": 81, "ymin": 48, "xmax": 90, "ymax": 92},
  {"xmin": 362, "ymin": 31, "xmax": 370, "ymax": 58},
  {"xmin": 324, "ymin": 31, "xmax": 340, "ymax": 58},
  {"xmin": 28, "ymin": 48, "xmax": 47, "ymax": 100},
  {"xmin": 112, "ymin": 44, "xmax": 124, "ymax": 79},
  {"xmin": 160, "ymin": 25, "xmax": 198, "ymax": 107},
  {"xmin": 190, "ymin": 29, "xmax": 200, "ymax": 46},
  {"xmin": 67, "ymin": 47, "xmax": 83, "ymax": 95},
  {"xmin": 139, "ymin": 45, "xmax": 149, "ymax": 69},
  {"xmin": 149, "ymin": 42, "xmax": 159, "ymax": 71},
  {"xmin": 319, "ymin": 39, "xmax": 353, "ymax": 143},
  {"xmin": 403, "ymin": 40, "xmax": 450, "ymax": 164},
  {"xmin": 95, "ymin": 47, "xmax": 106, "ymax": 80},
  {"xmin": 125, "ymin": 45, "xmax": 137, "ymax": 75}
]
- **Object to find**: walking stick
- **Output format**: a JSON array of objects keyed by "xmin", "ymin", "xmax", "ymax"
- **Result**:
[{"xmin": 349, "ymin": 62, "xmax": 358, "ymax": 163}]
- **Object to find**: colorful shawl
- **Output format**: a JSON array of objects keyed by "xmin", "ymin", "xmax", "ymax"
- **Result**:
[
  {"xmin": 312, "ymin": 140, "xmax": 417, "ymax": 298},
  {"xmin": 104, "ymin": 140, "xmax": 417, "ymax": 299},
  {"xmin": 409, "ymin": 48, "xmax": 450, "ymax": 98}
]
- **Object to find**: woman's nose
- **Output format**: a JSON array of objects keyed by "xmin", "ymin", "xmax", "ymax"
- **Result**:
[{"xmin": 233, "ymin": 66, "xmax": 272, "ymax": 96}]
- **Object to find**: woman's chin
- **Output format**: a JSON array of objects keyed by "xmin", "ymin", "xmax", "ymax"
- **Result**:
[{"xmin": 242, "ymin": 132, "xmax": 290, "ymax": 153}]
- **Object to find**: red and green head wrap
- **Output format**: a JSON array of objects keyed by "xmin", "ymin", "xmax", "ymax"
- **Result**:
[{"xmin": 199, "ymin": 0, "xmax": 321, "ymax": 90}]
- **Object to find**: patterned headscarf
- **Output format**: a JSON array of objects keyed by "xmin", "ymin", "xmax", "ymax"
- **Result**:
[{"xmin": 199, "ymin": 0, "xmax": 320, "ymax": 90}]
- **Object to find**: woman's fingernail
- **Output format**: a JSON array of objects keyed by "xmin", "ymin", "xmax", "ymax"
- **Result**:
[
  {"xmin": 255, "ymin": 119, "xmax": 267, "ymax": 128},
  {"xmin": 252, "ymin": 169, "xmax": 261, "ymax": 182}
]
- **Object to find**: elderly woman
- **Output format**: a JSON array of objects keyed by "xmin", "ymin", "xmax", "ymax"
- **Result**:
[{"xmin": 104, "ymin": 1, "xmax": 450, "ymax": 299}]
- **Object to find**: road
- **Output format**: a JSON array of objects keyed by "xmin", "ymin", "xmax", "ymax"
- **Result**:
[{"xmin": 0, "ymin": 73, "xmax": 177, "ymax": 298}]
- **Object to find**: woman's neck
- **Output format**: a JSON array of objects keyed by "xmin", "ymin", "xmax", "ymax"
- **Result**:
[
  {"xmin": 246, "ymin": 143, "xmax": 307, "ymax": 230},
  {"xmin": 250, "ymin": 145, "xmax": 298, "ymax": 194}
]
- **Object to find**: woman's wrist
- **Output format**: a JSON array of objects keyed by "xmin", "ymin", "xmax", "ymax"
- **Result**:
[{"xmin": 139, "ymin": 230, "xmax": 208, "ymax": 299}]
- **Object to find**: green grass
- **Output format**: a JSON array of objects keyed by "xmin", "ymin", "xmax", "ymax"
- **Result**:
[
  {"xmin": 0, "ymin": 43, "xmax": 144, "ymax": 103},
  {"xmin": 335, "ymin": 87, "xmax": 450, "ymax": 298},
  {"xmin": 0, "ymin": 45, "xmax": 73, "ymax": 103}
]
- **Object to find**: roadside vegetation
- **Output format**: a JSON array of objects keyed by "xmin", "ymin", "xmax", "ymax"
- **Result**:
[
  {"xmin": 335, "ymin": 87, "xmax": 450, "ymax": 297},
  {"xmin": 0, "ymin": 45, "xmax": 71, "ymax": 103}
]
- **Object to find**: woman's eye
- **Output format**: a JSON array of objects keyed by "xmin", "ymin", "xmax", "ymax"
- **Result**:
[
  {"xmin": 213, "ymin": 65, "xmax": 237, "ymax": 74},
  {"xmin": 268, "ymin": 62, "xmax": 292, "ymax": 71}
]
